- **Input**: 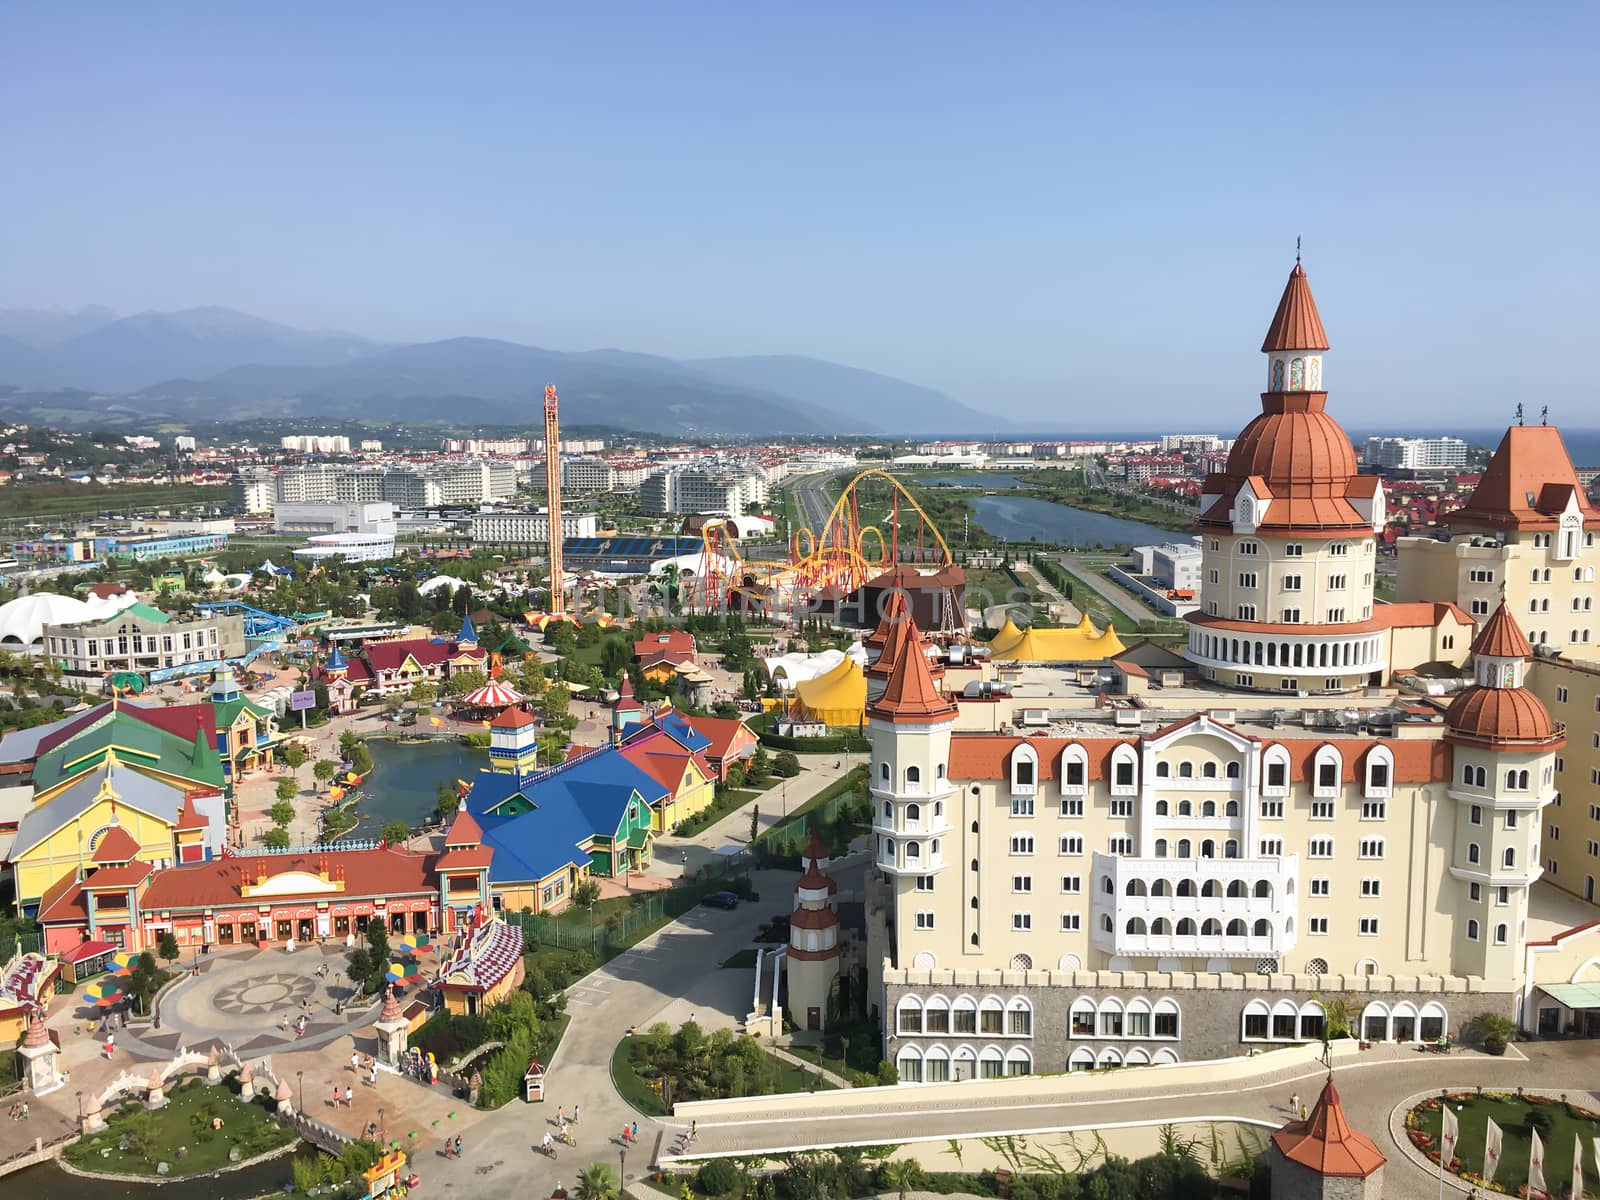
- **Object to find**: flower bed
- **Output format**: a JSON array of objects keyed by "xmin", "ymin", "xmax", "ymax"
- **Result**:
[{"xmin": 1406, "ymin": 1091, "xmax": 1600, "ymax": 1196}]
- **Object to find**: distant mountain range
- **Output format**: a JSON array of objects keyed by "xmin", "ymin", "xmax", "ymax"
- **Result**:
[{"xmin": 0, "ymin": 305, "xmax": 998, "ymax": 437}]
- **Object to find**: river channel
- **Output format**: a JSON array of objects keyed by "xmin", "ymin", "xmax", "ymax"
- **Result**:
[{"xmin": 966, "ymin": 494, "xmax": 1177, "ymax": 548}]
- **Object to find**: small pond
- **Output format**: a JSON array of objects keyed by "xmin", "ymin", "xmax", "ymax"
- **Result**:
[{"xmin": 349, "ymin": 738, "xmax": 487, "ymax": 838}]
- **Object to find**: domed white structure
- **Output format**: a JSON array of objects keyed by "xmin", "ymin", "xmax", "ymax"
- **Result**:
[{"xmin": 0, "ymin": 591, "xmax": 139, "ymax": 650}]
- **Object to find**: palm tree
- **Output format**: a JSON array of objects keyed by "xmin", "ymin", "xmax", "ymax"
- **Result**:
[
  {"xmin": 574, "ymin": 1162, "xmax": 619, "ymax": 1200},
  {"xmin": 880, "ymin": 1159, "xmax": 923, "ymax": 1200}
]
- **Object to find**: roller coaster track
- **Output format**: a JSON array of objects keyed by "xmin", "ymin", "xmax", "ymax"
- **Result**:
[{"xmin": 692, "ymin": 469, "xmax": 953, "ymax": 613}]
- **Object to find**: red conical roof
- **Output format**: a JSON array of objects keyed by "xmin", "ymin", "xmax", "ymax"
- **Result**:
[
  {"xmin": 1261, "ymin": 261, "xmax": 1330, "ymax": 352},
  {"xmin": 1471, "ymin": 601, "xmax": 1533, "ymax": 659},
  {"xmin": 613, "ymin": 675, "xmax": 636, "ymax": 707},
  {"xmin": 868, "ymin": 594, "xmax": 912, "ymax": 680},
  {"xmin": 493, "ymin": 705, "xmax": 538, "ymax": 730},
  {"xmin": 1270, "ymin": 1075, "xmax": 1385, "ymax": 1178},
  {"xmin": 867, "ymin": 612, "xmax": 956, "ymax": 725},
  {"xmin": 23, "ymin": 1008, "xmax": 48, "ymax": 1048},
  {"xmin": 93, "ymin": 824, "xmax": 142, "ymax": 865},
  {"xmin": 379, "ymin": 984, "xmax": 403, "ymax": 1023},
  {"xmin": 174, "ymin": 792, "xmax": 208, "ymax": 833},
  {"xmin": 445, "ymin": 807, "xmax": 483, "ymax": 848}
]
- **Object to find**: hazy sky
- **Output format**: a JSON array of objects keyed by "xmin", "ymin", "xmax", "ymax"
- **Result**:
[{"xmin": 2, "ymin": 4, "xmax": 1594, "ymax": 429}]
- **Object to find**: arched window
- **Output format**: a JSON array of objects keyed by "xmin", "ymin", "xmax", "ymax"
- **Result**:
[
  {"xmin": 1313, "ymin": 745, "xmax": 1342, "ymax": 795},
  {"xmin": 1241, "ymin": 998, "xmax": 1271, "ymax": 1040},
  {"xmin": 1263, "ymin": 744, "xmax": 1292, "ymax": 793},
  {"xmin": 1178, "ymin": 800, "xmax": 1193, "ymax": 817},
  {"xmin": 1061, "ymin": 744, "xmax": 1089, "ymax": 792},
  {"xmin": 1175, "ymin": 918, "xmax": 1197, "ymax": 936},
  {"xmin": 1290, "ymin": 357, "xmax": 1304, "ymax": 389},
  {"xmin": 1009, "ymin": 745, "xmax": 1035, "ymax": 792},
  {"xmin": 1200, "ymin": 839, "xmax": 1216, "ymax": 859},
  {"xmin": 1155, "ymin": 799, "xmax": 1169, "ymax": 816},
  {"xmin": 1203, "ymin": 762, "xmax": 1218, "ymax": 779},
  {"xmin": 1004, "ymin": 1046, "xmax": 1032, "ymax": 1077},
  {"xmin": 906, "ymin": 764, "xmax": 922, "ymax": 790},
  {"xmin": 1126, "ymin": 878, "xmax": 1148, "ymax": 896},
  {"xmin": 923, "ymin": 995, "xmax": 952, "ymax": 1034},
  {"xmin": 1101, "ymin": 914, "xmax": 1114, "ymax": 933},
  {"xmin": 906, "ymin": 802, "xmax": 921, "ymax": 825},
  {"xmin": 1364, "ymin": 745, "xmax": 1394, "ymax": 796},
  {"xmin": 1126, "ymin": 917, "xmax": 1147, "ymax": 935},
  {"xmin": 1272, "ymin": 359, "xmax": 1285, "ymax": 390},
  {"xmin": 883, "ymin": 801, "xmax": 893, "ymax": 819},
  {"xmin": 895, "ymin": 995, "xmax": 924, "ymax": 1035},
  {"xmin": 1202, "ymin": 800, "xmax": 1217, "ymax": 817},
  {"xmin": 895, "ymin": 1044, "xmax": 924, "ymax": 1083},
  {"xmin": 1110, "ymin": 745, "xmax": 1138, "ymax": 792},
  {"xmin": 1151, "ymin": 879, "xmax": 1171, "ymax": 896},
  {"xmin": 1227, "ymin": 880, "xmax": 1246, "ymax": 898},
  {"xmin": 1179, "ymin": 761, "xmax": 1194, "ymax": 778},
  {"xmin": 1254, "ymin": 879, "xmax": 1271, "ymax": 899},
  {"xmin": 1151, "ymin": 917, "xmax": 1171, "ymax": 935},
  {"xmin": 1177, "ymin": 839, "xmax": 1192, "ymax": 859},
  {"xmin": 1225, "ymin": 799, "xmax": 1239, "ymax": 816},
  {"xmin": 1097, "ymin": 998, "xmax": 1125, "ymax": 1038},
  {"xmin": 1154, "ymin": 838, "xmax": 1169, "ymax": 858},
  {"xmin": 1176, "ymin": 878, "xmax": 1196, "ymax": 897},
  {"xmin": 1068, "ymin": 1047, "xmax": 1096, "ymax": 1072},
  {"xmin": 1201, "ymin": 879, "xmax": 1221, "ymax": 898},
  {"xmin": 1201, "ymin": 918, "xmax": 1222, "ymax": 936},
  {"xmin": 1156, "ymin": 761, "xmax": 1170, "ymax": 778},
  {"xmin": 1253, "ymin": 918, "xmax": 1270, "ymax": 937},
  {"xmin": 879, "ymin": 762, "xmax": 890, "ymax": 783},
  {"xmin": 1226, "ymin": 918, "xmax": 1247, "ymax": 936},
  {"xmin": 1225, "ymin": 839, "xmax": 1240, "ymax": 858},
  {"xmin": 1226, "ymin": 761, "xmax": 1241, "ymax": 779},
  {"xmin": 1101, "ymin": 875, "xmax": 1114, "ymax": 894}
]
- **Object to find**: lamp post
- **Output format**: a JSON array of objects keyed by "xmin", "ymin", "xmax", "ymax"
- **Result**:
[
  {"xmin": 588, "ymin": 899, "xmax": 596, "ymax": 953},
  {"xmin": 297, "ymin": 1070, "xmax": 303, "ymax": 1113},
  {"xmin": 378, "ymin": 1106, "xmax": 386, "ymax": 1144},
  {"xmin": 620, "ymin": 1148, "xmax": 627, "ymax": 1185}
]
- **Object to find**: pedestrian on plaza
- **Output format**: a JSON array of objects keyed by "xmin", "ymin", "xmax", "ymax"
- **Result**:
[
  {"xmin": 20, "ymin": 1102, "xmax": 28, "ymax": 1121},
  {"xmin": 631, "ymin": 1121, "xmax": 638, "ymax": 1143},
  {"xmin": 1289, "ymin": 1092, "xmax": 1299, "ymax": 1114},
  {"xmin": 454, "ymin": 1136, "xmax": 462, "ymax": 1158},
  {"xmin": 556, "ymin": 1105, "xmax": 564, "ymax": 1125},
  {"xmin": 351, "ymin": 1051, "xmax": 360, "ymax": 1073},
  {"xmin": 332, "ymin": 1086, "xmax": 340, "ymax": 1108},
  {"xmin": 344, "ymin": 1086, "xmax": 353, "ymax": 1107},
  {"xmin": 691, "ymin": 1120, "xmax": 697, "ymax": 1140},
  {"xmin": 1299, "ymin": 1103, "xmax": 1308, "ymax": 1120},
  {"xmin": 104, "ymin": 1033, "xmax": 115, "ymax": 1060},
  {"xmin": 369, "ymin": 1063, "xmax": 378, "ymax": 1087},
  {"xmin": 572, "ymin": 1103, "xmax": 580, "ymax": 1124}
]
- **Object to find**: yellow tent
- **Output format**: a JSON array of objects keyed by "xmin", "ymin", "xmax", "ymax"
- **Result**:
[
  {"xmin": 794, "ymin": 656, "xmax": 867, "ymax": 726},
  {"xmin": 987, "ymin": 614, "xmax": 1125, "ymax": 662}
]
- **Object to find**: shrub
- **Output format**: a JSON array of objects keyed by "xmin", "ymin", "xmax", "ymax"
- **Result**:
[
  {"xmin": 1466, "ymin": 1012, "xmax": 1517, "ymax": 1047},
  {"xmin": 696, "ymin": 1159, "xmax": 739, "ymax": 1195},
  {"xmin": 1483, "ymin": 1034, "xmax": 1507, "ymax": 1056},
  {"xmin": 1525, "ymin": 1107, "xmax": 1554, "ymax": 1137}
]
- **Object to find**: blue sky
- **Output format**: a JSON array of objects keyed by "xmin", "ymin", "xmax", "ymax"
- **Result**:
[{"xmin": 1, "ymin": 4, "xmax": 1594, "ymax": 429}]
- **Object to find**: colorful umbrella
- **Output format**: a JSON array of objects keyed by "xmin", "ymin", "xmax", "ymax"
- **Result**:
[
  {"xmin": 397, "ymin": 933, "xmax": 431, "ymax": 954},
  {"xmin": 84, "ymin": 978, "xmax": 126, "ymax": 1005},
  {"xmin": 385, "ymin": 961, "xmax": 421, "ymax": 984},
  {"xmin": 109, "ymin": 950, "xmax": 139, "ymax": 975}
]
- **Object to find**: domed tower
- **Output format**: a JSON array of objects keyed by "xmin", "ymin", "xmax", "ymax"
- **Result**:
[
  {"xmin": 1445, "ymin": 602, "xmax": 1563, "ymax": 979},
  {"xmin": 785, "ymin": 828, "xmax": 841, "ymax": 1032},
  {"xmin": 1187, "ymin": 259, "xmax": 1387, "ymax": 694}
]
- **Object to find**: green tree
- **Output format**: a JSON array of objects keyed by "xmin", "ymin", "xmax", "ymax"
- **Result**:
[
  {"xmin": 571, "ymin": 877, "xmax": 602, "ymax": 909},
  {"xmin": 408, "ymin": 680, "xmax": 437, "ymax": 704},
  {"xmin": 542, "ymin": 681, "xmax": 571, "ymax": 724},
  {"xmin": 262, "ymin": 826, "xmax": 290, "ymax": 850},
  {"xmin": 347, "ymin": 946, "xmax": 373, "ymax": 988},
  {"xmin": 879, "ymin": 1159, "xmax": 923, "ymax": 1200},
  {"xmin": 339, "ymin": 730, "xmax": 359, "ymax": 758},
  {"xmin": 382, "ymin": 820, "xmax": 412, "ymax": 847},
  {"xmin": 366, "ymin": 918, "xmax": 390, "ymax": 964},
  {"xmin": 269, "ymin": 799, "xmax": 295, "ymax": 828},
  {"xmin": 157, "ymin": 930, "xmax": 180, "ymax": 963},
  {"xmin": 445, "ymin": 668, "xmax": 488, "ymax": 698},
  {"xmin": 747, "ymin": 745, "xmax": 772, "ymax": 785},
  {"xmin": 127, "ymin": 950, "xmax": 159, "ymax": 1014},
  {"xmin": 773, "ymin": 750, "xmax": 801, "ymax": 778},
  {"xmin": 725, "ymin": 763, "xmax": 747, "ymax": 790},
  {"xmin": 574, "ymin": 1162, "xmax": 620, "ymax": 1200},
  {"xmin": 437, "ymin": 780, "xmax": 462, "ymax": 818},
  {"xmin": 600, "ymin": 637, "xmax": 630, "ymax": 678},
  {"xmin": 750, "ymin": 804, "xmax": 760, "ymax": 844},
  {"xmin": 282, "ymin": 743, "xmax": 307, "ymax": 778},
  {"xmin": 275, "ymin": 777, "xmax": 298, "ymax": 804},
  {"xmin": 313, "ymin": 758, "xmax": 339, "ymax": 790}
]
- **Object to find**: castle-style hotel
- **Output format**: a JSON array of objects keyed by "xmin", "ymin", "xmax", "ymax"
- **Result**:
[{"xmin": 860, "ymin": 261, "xmax": 1600, "ymax": 1078}]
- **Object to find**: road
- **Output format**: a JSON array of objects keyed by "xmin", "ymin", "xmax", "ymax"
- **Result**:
[
  {"xmin": 669, "ymin": 1040, "xmax": 1600, "ymax": 1200},
  {"xmin": 1055, "ymin": 553, "xmax": 1162, "ymax": 625},
  {"xmin": 789, "ymin": 470, "xmax": 848, "ymax": 543}
]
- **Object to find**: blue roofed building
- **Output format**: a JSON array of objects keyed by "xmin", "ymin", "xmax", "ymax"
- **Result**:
[{"xmin": 462, "ymin": 745, "xmax": 658, "ymax": 914}]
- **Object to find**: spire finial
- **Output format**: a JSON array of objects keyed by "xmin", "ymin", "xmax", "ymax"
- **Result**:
[
  {"xmin": 1515, "ymin": 402, "xmax": 1524, "ymax": 427},
  {"xmin": 1296, "ymin": 235, "xmax": 1302, "ymax": 264},
  {"xmin": 1541, "ymin": 404, "xmax": 1549, "ymax": 426}
]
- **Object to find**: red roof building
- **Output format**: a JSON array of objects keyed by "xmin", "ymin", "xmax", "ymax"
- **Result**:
[{"xmin": 1270, "ymin": 1075, "xmax": 1386, "ymax": 1182}]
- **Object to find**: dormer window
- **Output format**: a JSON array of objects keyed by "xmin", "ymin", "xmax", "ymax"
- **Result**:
[
  {"xmin": 1312, "ymin": 746, "xmax": 1342, "ymax": 798},
  {"xmin": 1011, "ymin": 746, "xmax": 1037, "ymax": 794}
]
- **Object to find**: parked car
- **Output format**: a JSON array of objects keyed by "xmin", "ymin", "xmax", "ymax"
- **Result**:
[{"xmin": 702, "ymin": 891, "xmax": 740, "ymax": 910}]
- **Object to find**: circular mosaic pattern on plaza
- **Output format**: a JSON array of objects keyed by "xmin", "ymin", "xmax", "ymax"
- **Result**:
[{"xmin": 212, "ymin": 973, "xmax": 316, "ymax": 1016}]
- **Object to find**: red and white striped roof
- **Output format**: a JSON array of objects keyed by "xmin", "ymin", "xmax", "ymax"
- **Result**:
[{"xmin": 462, "ymin": 679, "xmax": 522, "ymax": 709}]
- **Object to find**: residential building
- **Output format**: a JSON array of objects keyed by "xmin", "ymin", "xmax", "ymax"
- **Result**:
[
  {"xmin": 470, "ymin": 509, "xmax": 599, "ymax": 544},
  {"xmin": 1363, "ymin": 436, "xmax": 1470, "ymax": 472},
  {"xmin": 561, "ymin": 456, "xmax": 615, "ymax": 492},
  {"xmin": 1131, "ymin": 543, "xmax": 1204, "ymax": 592},
  {"xmin": 640, "ymin": 461, "xmax": 770, "ymax": 516},
  {"xmin": 43, "ymin": 603, "xmax": 245, "ymax": 681},
  {"xmin": 274, "ymin": 501, "xmax": 397, "ymax": 537},
  {"xmin": 280, "ymin": 435, "xmax": 351, "ymax": 453}
]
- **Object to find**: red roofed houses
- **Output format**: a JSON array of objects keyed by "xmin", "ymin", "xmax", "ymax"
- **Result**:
[
  {"xmin": 633, "ymin": 629, "xmax": 697, "ymax": 684},
  {"xmin": 313, "ymin": 635, "xmax": 487, "ymax": 713}
]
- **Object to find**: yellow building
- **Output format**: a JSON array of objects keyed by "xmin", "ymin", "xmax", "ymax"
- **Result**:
[
  {"xmin": 988, "ymin": 615, "xmax": 1126, "ymax": 662},
  {"xmin": 12, "ymin": 754, "xmax": 222, "ymax": 914},
  {"xmin": 795, "ymin": 656, "xmax": 867, "ymax": 726}
]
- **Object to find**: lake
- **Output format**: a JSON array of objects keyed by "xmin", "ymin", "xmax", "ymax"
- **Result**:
[
  {"xmin": 968, "ymin": 494, "xmax": 1178, "ymax": 549},
  {"xmin": 7, "ymin": 1150, "xmax": 300, "ymax": 1199},
  {"xmin": 353, "ymin": 737, "xmax": 487, "ymax": 837},
  {"xmin": 917, "ymin": 473, "xmax": 1032, "ymax": 488}
]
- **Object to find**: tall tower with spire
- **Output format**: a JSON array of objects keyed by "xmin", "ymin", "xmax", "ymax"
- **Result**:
[
  {"xmin": 1444, "ymin": 602, "xmax": 1563, "ymax": 979},
  {"xmin": 785, "ymin": 828, "xmax": 842, "ymax": 1032},
  {"xmin": 1187, "ymin": 259, "xmax": 1387, "ymax": 695}
]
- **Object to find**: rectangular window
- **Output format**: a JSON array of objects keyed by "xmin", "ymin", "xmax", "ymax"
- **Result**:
[
  {"xmin": 1327, "ymin": 607, "xmax": 1346, "ymax": 623},
  {"xmin": 1098, "ymin": 1008, "xmax": 1124, "ymax": 1037},
  {"xmin": 1471, "ymin": 599, "xmax": 1489, "ymax": 616},
  {"xmin": 916, "ymin": 875, "xmax": 935, "ymax": 891},
  {"xmin": 1010, "ymin": 796, "xmax": 1035, "ymax": 817},
  {"xmin": 1259, "ymin": 838, "xmax": 1283, "ymax": 856},
  {"xmin": 1060, "ymin": 913, "xmax": 1081, "ymax": 931},
  {"xmin": 1126, "ymin": 1008, "xmax": 1151, "ymax": 1038},
  {"xmin": 1244, "ymin": 1011, "xmax": 1269, "ymax": 1039},
  {"xmin": 1009, "ymin": 835, "xmax": 1034, "ymax": 855},
  {"xmin": 1468, "ymin": 882, "xmax": 1481, "ymax": 902},
  {"xmin": 1330, "ymin": 542, "xmax": 1348, "ymax": 556},
  {"xmin": 1504, "ymin": 810, "xmax": 1518, "ymax": 829},
  {"xmin": 1470, "ymin": 804, "xmax": 1482, "ymax": 825},
  {"xmin": 1011, "ymin": 874, "xmax": 1032, "ymax": 893},
  {"xmin": 1281, "ymin": 608, "xmax": 1301, "ymax": 623},
  {"xmin": 1260, "ymin": 799, "xmax": 1284, "ymax": 819},
  {"xmin": 925, "ymin": 1005, "xmax": 950, "ymax": 1034},
  {"xmin": 1011, "ymin": 912, "xmax": 1032, "ymax": 932},
  {"xmin": 1310, "ymin": 801, "xmax": 1334, "ymax": 820},
  {"xmin": 1008, "ymin": 1008, "xmax": 1031, "ymax": 1036},
  {"xmin": 1359, "ymin": 838, "xmax": 1385, "ymax": 859},
  {"xmin": 1556, "ymin": 686, "xmax": 1569, "ymax": 703},
  {"xmin": 1237, "ymin": 604, "xmax": 1257, "ymax": 621},
  {"xmin": 1282, "ymin": 574, "xmax": 1302, "ymax": 591},
  {"xmin": 954, "ymin": 1007, "xmax": 977, "ymax": 1034},
  {"xmin": 1109, "ymin": 798, "xmax": 1134, "ymax": 817},
  {"xmin": 1496, "ymin": 886, "xmax": 1510, "ymax": 906},
  {"xmin": 1061, "ymin": 875, "xmax": 1081, "ymax": 893},
  {"xmin": 1239, "ymin": 541, "xmax": 1258, "ymax": 556},
  {"xmin": 1310, "ymin": 878, "xmax": 1330, "ymax": 896},
  {"xmin": 981, "ymin": 1007, "xmax": 1004, "ymax": 1034},
  {"xmin": 915, "ymin": 911, "xmax": 935, "ymax": 930},
  {"xmin": 1361, "ymin": 800, "xmax": 1387, "ymax": 821},
  {"xmin": 1308, "ymin": 838, "xmax": 1334, "ymax": 858},
  {"xmin": 1154, "ymin": 1009, "xmax": 1179, "ymax": 1038},
  {"xmin": 1238, "ymin": 572, "xmax": 1258, "ymax": 589},
  {"xmin": 1309, "ymin": 916, "xmax": 1329, "ymax": 934},
  {"xmin": 1266, "ymin": 762, "xmax": 1287, "ymax": 789},
  {"xmin": 1108, "ymin": 836, "xmax": 1133, "ymax": 855},
  {"xmin": 1285, "ymin": 544, "xmax": 1303, "ymax": 557},
  {"xmin": 1238, "ymin": 673, "xmax": 1255, "ymax": 687},
  {"xmin": 1114, "ymin": 761, "xmax": 1134, "ymax": 787},
  {"xmin": 1072, "ymin": 1008, "xmax": 1096, "ymax": 1036},
  {"xmin": 1059, "ymin": 836, "xmax": 1083, "ymax": 856},
  {"xmin": 1060, "ymin": 797, "xmax": 1084, "ymax": 817},
  {"xmin": 1359, "ymin": 916, "xmax": 1380, "ymax": 936},
  {"xmin": 1368, "ymin": 763, "xmax": 1390, "ymax": 791},
  {"xmin": 1360, "ymin": 878, "xmax": 1381, "ymax": 897}
]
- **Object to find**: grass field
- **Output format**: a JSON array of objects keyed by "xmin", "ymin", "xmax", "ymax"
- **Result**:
[
  {"xmin": 611, "ymin": 1036, "xmax": 830, "ymax": 1118},
  {"xmin": 1411, "ymin": 1093, "xmax": 1600, "ymax": 1194},
  {"xmin": 0, "ymin": 481, "xmax": 229, "ymax": 524},
  {"xmin": 63, "ymin": 1078, "xmax": 296, "ymax": 1176}
]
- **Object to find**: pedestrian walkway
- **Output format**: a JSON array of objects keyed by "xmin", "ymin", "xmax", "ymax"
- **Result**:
[{"xmin": 766, "ymin": 1045, "xmax": 852, "ymax": 1090}]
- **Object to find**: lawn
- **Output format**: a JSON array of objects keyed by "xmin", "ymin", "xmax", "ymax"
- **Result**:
[
  {"xmin": 63, "ymin": 1077, "xmax": 297, "ymax": 1177},
  {"xmin": 611, "ymin": 1029, "xmax": 833, "ymax": 1117},
  {"xmin": 1410, "ymin": 1091, "xmax": 1600, "ymax": 1194}
]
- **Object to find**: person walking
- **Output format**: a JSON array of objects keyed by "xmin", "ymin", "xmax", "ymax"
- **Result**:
[
  {"xmin": 351, "ymin": 1051, "xmax": 360, "ymax": 1074},
  {"xmin": 344, "ymin": 1086, "xmax": 353, "ymax": 1108},
  {"xmin": 556, "ymin": 1105, "xmax": 565, "ymax": 1125},
  {"xmin": 103, "ymin": 1033, "xmax": 115, "ymax": 1060},
  {"xmin": 453, "ymin": 1136, "xmax": 462, "ymax": 1159},
  {"xmin": 631, "ymin": 1121, "xmax": 638, "ymax": 1143},
  {"xmin": 572, "ymin": 1103, "xmax": 580, "ymax": 1125},
  {"xmin": 332, "ymin": 1086, "xmax": 340, "ymax": 1109},
  {"xmin": 1289, "ymin": 1092, "xmax": 1299, "ymax": 1114},
  {"xmin": 20, "ymin": 1102, "xmax": 28, "ymax": 1121}
]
